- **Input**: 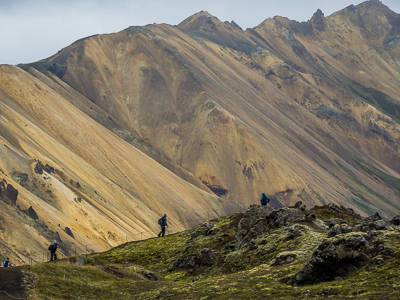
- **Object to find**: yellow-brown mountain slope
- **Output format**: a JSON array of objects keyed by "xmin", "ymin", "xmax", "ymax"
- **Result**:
[
  {"xmin": 0, "ymin": 64, "xmax": 239, "ymax": 265},
  {"xmin": 1, "ymin": 0, "xmax": 400, "ymax": 263}
]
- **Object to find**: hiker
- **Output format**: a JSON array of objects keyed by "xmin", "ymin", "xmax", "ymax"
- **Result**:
[
  {"xmin": 49, "ymin": 242, "xmax": 59, "ymax": 261},
  {"xmin": 260, "ymin": 192, "xmax": 270, "ymax": 207},
  {"xmin": 158, "ymin": 214, "xmax": 168, "ymax": 237},
  {"xmin": 3, "ymin": 257, "xmax": 10, "ymax": 267}
]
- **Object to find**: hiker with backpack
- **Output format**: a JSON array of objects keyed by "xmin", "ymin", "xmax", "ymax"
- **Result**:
[
  {"xmin": 48, "ymin": 242, "xmax": 59, "ymax": 261},
  {"xmin": 158, "ymin": 214, "xmax": 168, "ymax": 237},
  {"xmin": 3, "ymin": 257, "xmax": 10, "ymax": 267},
  {"xmin": 260, "ymin": 192, "xmax": 270, "ymax": 207}
]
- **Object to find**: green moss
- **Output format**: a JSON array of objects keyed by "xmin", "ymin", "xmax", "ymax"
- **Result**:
[{"xmin": 26, "ymin": 213, "xmax": 400, "ymax": 299}]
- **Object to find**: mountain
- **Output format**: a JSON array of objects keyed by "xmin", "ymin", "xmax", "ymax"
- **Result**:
[{"xmin": 1, "ymin": 0, "xmax": 400, "ymax": 263}]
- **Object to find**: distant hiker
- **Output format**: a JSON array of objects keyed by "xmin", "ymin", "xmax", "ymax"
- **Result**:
[
  {"xmin": 3, "ymin": 257, "xmax": 10, "ymax": 267},
  {"xmin": 48, "ymin": 242, "xmax": 59, "ymax": 261},
  {"xmin": 158, "ymin": 214, "xmax": 168, "ymax": 237},
  {"xmin": 260, "ymin": 192, "xmax": 270, "ymax": 207}
]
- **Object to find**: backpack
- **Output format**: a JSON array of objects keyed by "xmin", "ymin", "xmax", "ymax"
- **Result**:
[
  {"xmin": 48, "ymin": 244, "xmax": 54, "ymax": 251},
  {"xmin": 158, "ymin": 218, "xmax": 162, "ymax": 225}
]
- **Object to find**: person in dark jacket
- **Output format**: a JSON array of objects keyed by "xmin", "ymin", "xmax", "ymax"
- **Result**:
[
  {"xmin": 158, "ymin": 214, "xmax": 168, "ymax": 237},
  {"xmin": 3, "ymin": 257, "xmax": 10, "ymax": 267},
  {"xmin": 49, "ymin": 242, "xmax": 59, "ymax": 261},
  {"xmin": 260, "ymin": 192, "xmax": 270, "ymax": 207}
]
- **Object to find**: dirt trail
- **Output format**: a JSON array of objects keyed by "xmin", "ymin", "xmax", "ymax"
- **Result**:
[{"xmin": 0, "ymin": 266, "xmax": 27, "ymax": 300}]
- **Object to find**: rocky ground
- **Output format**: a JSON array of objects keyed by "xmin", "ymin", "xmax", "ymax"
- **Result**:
[{"xmin": 21, "ymin": 203, "xmax": 400, "ymax": 299}]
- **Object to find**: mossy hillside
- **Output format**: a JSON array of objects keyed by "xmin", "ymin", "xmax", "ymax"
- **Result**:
[
  {"xmin": 224, "ymin": 224, "xmax": 326, "ymax": 273},
  {"xmin": 95, "ymin": 213, "xmax": 241, "ymax": 271},
  {"xmin": 27, "ymin": 262, "xmax": 170, "ymax": 300},
  {"xmin": 26, "ymin": 211, "xmax": 400, "ymax": 299}
]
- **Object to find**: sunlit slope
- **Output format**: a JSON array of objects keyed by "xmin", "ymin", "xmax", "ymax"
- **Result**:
[
  {"xmin": 36, "ymin": 4, "xmax": 400, "ymax": 219},
  {"xmin": 0, "ymin": 64, "xmax": 239, "ymax": 264}
]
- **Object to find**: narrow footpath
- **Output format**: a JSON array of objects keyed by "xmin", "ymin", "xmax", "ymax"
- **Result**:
[{"xmin": 0, "ymin": 266, "xmax": 27, "ymax": 300}]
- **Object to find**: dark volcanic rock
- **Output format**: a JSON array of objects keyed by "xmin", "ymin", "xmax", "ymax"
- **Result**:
[
  {"xmin": 390, "ymin": 215, "xmax": 400, "ymax": 225},
  {"xmin": 196, "ymin": 248, "xmax": 221, "ymax": 267},
  {"xmin": 353, "ymin": 212, "xmax": 391, "ymax": 232},
  {"xmin": 173, "ymin": 256, "xmax": 196, "ymax": 271},
  {"xmin": 310, "ymin": 9, "xmax": 325, "ymax": 31},
  {"xmin": 34, "ymin": 161, "xmax": 43, "ymax": 174},
  {"xmin": 173, "ymin": 248, "xmax": 222, "ymax": 271},
  {"xmin": 327, "ymin": 224, "xmax": 354, "ymax": 237},
  {"xmin": 191, "ymin": 222, "xmax": 216, "ymax": 239},
  {"xmin": 235, "ymin": 204, "xmax": 313, "ymax": 250},
  {"xmin": 295, "ymin": 233, "xmax": 372, "ymax": 284},
  {"xmin": 235, "ymin": 205, "xmax": 272, "ymax": 250},
  {"xmin": 6, "ymin": 184, "xmax": 18, "ymax": 205},
  {"xmin": 29, "ymin": 61, "xmax": 67, "ymax": 78},
  {"xmin": 270, "ymin": 252, "xmax": 298, "ymax": 266},
  {"xmin": 27, "ymin": 206, "xmax": 39, "ymax": 220},
  {"xmin": 64, "ymin": 227, "xmax": 75, "ymax": 238},
  {"xmin": 144, "ymin": 271, "xmax": 158, "ymax": 281}
]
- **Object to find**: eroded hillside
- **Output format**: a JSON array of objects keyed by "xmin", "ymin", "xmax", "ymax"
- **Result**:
[{"xmin": 1, "ymin": 0, "xmax": 400, "ymax": 262}]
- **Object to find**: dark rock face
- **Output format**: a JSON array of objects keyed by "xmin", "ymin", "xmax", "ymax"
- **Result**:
[
  {"xmin": 328, "ymin": 224, "xmax": 354, "ymax": 238},
  {"xmin": 235, "ymin": 205, "xmax": 272, "ymax": 250},
  {"xmin": 196, "ymin": 248, "xmax": 221, "ymax": 267},
  {"xmin": 310, "ymin": 9, "xmax": 325, "ymax": 32},
  {"xmin": 143, "ymin": 271, "xmax": 158, "ymax": 281},
  {"xmin": 30, "ymin": 61, "xmax": 67, "ymax": 78},
  {"xmin": 353, "ymin": 212, "xmax": 391, "ymax": 232},
  {"xmin": 27, "ymin": 206, "xmax": 39, "ymax": 220},
  {"xmin": 235, "ymin": 204, "xmax": 313, "ymax": 250},
  {"xmin": 191, "ymin": 222, "xmax": 217, "ymax": 239},
  {"xmin": 173, "ymin": 256, "xmax": 196, "ymax": 271},
  {"xmin": 64, "ymin": 227, "xmax": 74, "ymax": 238},
  {"xmin": 34, "ymin": 162, "xmax": 43, "ymax": 174},
  {"xmin": 6, "ymin": 184, "xmax": 18, "ymax": 206},
  {"xmin": 390, "ymin": 215, "xmax": 400, "ymax": 225},
  {"xmin": 295, "ymin": 233, "xmax": 372, "ymax": 284},
  {"xmin": 44, "ymin": 164, "xmax": 54, "ymax": 173},
  {"xmin": 172, "ymin": 248, "xmax": 222, "ymax": 271},
  {"xmin": 270, "ymin": 252, "xmax": 298, "ymax": 266},
  {"xmin": 326, "ymin": 218, "xmax": 349, "ymax": 228}
]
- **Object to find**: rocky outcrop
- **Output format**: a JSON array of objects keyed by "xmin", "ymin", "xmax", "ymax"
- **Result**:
[
  {"xmin": 26, "ymin": 206, "xmax": 39, "ymax": 220},
  {"xmin": 234, "ymin": 205, "xmax": 273, "ymax": 250},
  {"xmin": 173, "ymin": 248, "xmax": 222, "ymax": 271},
  {"xmin": 26, "ymin": 61, "xmax": 67, "ymax": 78},
  {"xmin": 235, "ymin": 202, "xmax": 315, "ymax": 250},
  {"xmin": 295, "ymin": 233, "xmax": 372, "ymax": 284},
  {"xmin": 64, "ymin": 227, "xmax": 74, "ymax": 238},
  {"xmin": 270, "ymin": 251, "xmax": 298, "ymax": 266},
  {"xmin": 0, "ymin": 180, "xmax": 19, "ymax": 206},
  {"xmin": 353, "ymin": 212, "xmax": 391, "ymax": 232},
  {"xmin": 191, "ymin": 222, "xmax": 219, "ymax": 239}
]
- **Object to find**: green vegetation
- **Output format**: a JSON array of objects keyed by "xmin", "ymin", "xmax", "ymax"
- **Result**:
[
  {"xmin": 25, "ymin": 209, "xmax": 400, "ymax": 299},
  {"xmin": 339, "ymin": 73, "xmax": 400, "ymax": 123},
  {"xmin": 335, "ymin": 160, "xmax": 383, "ymax": 200}
]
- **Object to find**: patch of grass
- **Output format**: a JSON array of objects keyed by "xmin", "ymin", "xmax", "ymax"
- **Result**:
[
  {"xmin": 339, "ymin": 73, "xmax": 400, "ymax": 123},
  {"xmin": 335, "ymin": 160, "xmax": 383, "ymax": 199}
]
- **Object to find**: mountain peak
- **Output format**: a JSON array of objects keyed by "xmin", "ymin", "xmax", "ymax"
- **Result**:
[{"xmin": 178, "ymin": 11, "xmax": 221, "ymax": 32}]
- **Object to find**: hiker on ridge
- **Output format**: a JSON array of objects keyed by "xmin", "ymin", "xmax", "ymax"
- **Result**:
[
  {"xmin": 49, "ymin": 242, "xmax": 59, "ymax": 261},
  {"xmin": 260, "ymin": 192, "xmax": 270, "ymax": 207},
  {"xmin": 158, "ymin": 214, "xmax": 168, "ymax": 237},
  {"xmin": 3, "ymin": 257, "xmax": 10, "ymax": 267}
]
